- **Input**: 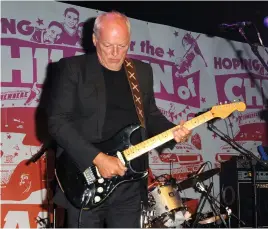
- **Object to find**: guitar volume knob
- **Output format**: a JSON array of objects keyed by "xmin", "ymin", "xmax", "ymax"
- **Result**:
[
  {"xmin": 97, "ymin": 187, "xmax": 104, "ymax": 193},
  {"xmin": 94, "ymin": 196, "xmax": 101, "ymax": 202},
  {"xmin": 98, "ymin": 178, "xmax": 104, "ymax": 183}
]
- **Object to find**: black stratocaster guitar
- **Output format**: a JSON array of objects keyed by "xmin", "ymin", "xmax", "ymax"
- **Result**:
[{"xmin": 55, "ymin": 102, "xmax": 246, "ymax": 210}]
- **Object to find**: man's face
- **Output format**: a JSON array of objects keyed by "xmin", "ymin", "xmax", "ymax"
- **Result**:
[
  {"xmin": 44, "ymin": 26, "xmax": 62, "ymax": 43},
  {"xmin": 64, "ymin": 12, "xmax": 79, "ymax": 29},
  {"xmin": 93, "ymin": 17, "xmax": 130, "ymax": 71}
]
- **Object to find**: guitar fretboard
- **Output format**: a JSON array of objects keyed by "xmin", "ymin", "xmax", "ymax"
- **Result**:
[{"xmin": 123, "ymin": 111, "xmax": 214, "ymax": 161}]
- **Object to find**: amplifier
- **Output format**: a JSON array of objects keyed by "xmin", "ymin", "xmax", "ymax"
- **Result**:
[{"xmin": 220, "ymin": 156, "xmax": 268, "ymax": 228}]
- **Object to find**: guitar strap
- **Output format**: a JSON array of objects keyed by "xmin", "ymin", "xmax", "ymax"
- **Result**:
[
  {"xmin": 123, "ymin": 58, "xmax": 145, "ymax": 128},
  {"xmin": 123, "ymin": 58, "xmax": 149, "ymax": 206}
]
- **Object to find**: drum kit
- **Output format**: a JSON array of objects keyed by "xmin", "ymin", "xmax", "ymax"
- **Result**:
[{"xmin": 140, "ymin": 165, "xmax": 231, "ymax": 228}]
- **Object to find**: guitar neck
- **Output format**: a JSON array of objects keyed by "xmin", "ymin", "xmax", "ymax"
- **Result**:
[{"xmin": 123, "ymin": 110, "xmax": 214, "ymax": 161}]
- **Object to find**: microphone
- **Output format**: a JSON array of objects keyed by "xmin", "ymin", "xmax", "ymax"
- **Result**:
[{"xmin": 219, "ymin": 21, "xmax": 252, "ymax": 30}]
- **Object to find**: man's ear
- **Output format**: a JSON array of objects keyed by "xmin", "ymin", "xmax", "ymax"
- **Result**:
[{"xmin": 92, "ymin": 33, "xmax": 97, "ymax": 47}]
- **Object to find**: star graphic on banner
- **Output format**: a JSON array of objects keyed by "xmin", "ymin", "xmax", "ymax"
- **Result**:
[
  {"xmin": 2, "ymin": 104, "xmax": 4, "ymax": 107},
  {"xmin": 174, "ymin": 31, "xmax": 179, "ymax": 37},
  {"xmin": 36, "ymin": 18, "xmax": 44, "ymax": 26},
  {"xmin": 7, "ymin": 134, "xmax": 11, "ymax": 139},
  {"xmin": 201, "ymin": 97, "xmax": 206, "ymax": 103},
  {"xmin": 212, "ymin": 133, "xmax": 217, "ymax": 139},
  {"xmin": 12, "ymin": 104, "xmax": 14, "ymax": 106},
  {"xmin": 167, "ymin": 48, "xmax": 175, "ymax": 58},
  {"xmin": 36, "ymin": 99, "xmax": 40, "ymax": 103},
  {"xmin": 0, "ymin": 143, "xmax": 3, "ymax": 146}
]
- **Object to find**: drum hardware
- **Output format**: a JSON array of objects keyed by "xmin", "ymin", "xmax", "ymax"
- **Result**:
[
  {"xmin": 188, "ymin": 167, "xmax": 228, "ymax": 228},
  {"xmin": 145, "ymin": 180, "xmax": 190, "ymax": 228},
  {"xmin": 150, "ymin": 183, "xmax": 184, "ymax": 219},
  {"xmin": 177, "ymin": 168, "xmax": 220, "ymax": 191},
  {"xmin": 140, "ymin": 200, "xmax": 155, "ymax": 228},
  {"xmin": 173, "ymin": 166, "xmax": 238, "ymax": 228},
  {"xmin": 193, "ymin": 180, "xmax": 246, "ymax": 228},
  {"xmin": 146, "ymin": 165, "xmax": 225, "ymax": 228},
  {"xmin": 191, "ymin": 181, "xmax": 214, "ymax": 228}
]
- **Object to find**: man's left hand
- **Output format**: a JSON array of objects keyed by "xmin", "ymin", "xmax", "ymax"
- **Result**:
[{"xmin": 173, "ymin": 120, "xmax": 192, "ymax": 143}]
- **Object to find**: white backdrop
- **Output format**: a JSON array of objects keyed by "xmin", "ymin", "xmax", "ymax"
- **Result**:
[{"xmin": 1, "ymin": 1, "xmax": 268, "ymax": 228}]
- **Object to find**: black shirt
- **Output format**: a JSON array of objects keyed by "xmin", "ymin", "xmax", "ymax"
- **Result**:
[
  {"xmin": 100, "ymin": 65, "xmax": 146, "ymax": 172},
  {"xmin": 101, "ymin": 65, "xmax": 140, "ymax": 141}
]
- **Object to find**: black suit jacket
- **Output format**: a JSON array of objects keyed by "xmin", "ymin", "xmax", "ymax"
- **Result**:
[{"xmin": 47, "ymin": 52, "xmax": 176, "ymax": 173}]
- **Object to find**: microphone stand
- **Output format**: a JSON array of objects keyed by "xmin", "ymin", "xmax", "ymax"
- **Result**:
[
  {"xmin": 26, "ymin": 141, "xmax": 57, "ymax": 228},
  {"xmin": 207, "ymin": 122, "xmax": 268, "ymax": 228},
  {"xmin": 238, "ymin": 27, "xmax": 268, "ymax": 73}
]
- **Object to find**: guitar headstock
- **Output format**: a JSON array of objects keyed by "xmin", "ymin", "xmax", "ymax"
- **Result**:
[{"xmin": 210, "ymin": 101, "xmax": 246, "ymax": 119}]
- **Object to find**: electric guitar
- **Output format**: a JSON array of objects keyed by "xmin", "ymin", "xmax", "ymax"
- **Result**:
[{"xmin": 55, "ymin": 101, "xmax": 246, "ymax": 210}]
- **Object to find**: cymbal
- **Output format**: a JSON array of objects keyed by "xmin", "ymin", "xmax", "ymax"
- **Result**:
[
  {"xmin": 199, "ymin": 214, "xmax": 227, "ymax": 224},
  {"xmin": 177, "ymin": 168, "xmax": 220, "ymax": 191}
]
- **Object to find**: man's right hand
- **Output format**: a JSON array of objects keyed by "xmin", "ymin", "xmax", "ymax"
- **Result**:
[{"xmin": 93, "ymin": 152, "xmax": 127, "ymax": 178}]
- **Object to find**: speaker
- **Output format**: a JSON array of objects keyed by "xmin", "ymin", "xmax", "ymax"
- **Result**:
[{"xmin": 220, "ymin": 156, "xmax": 268, "ymax": 228}]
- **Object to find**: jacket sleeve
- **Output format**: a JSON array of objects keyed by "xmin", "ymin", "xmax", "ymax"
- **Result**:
[
  {"xmin": 145, "ymin": 64, "xmax": 177, "ymax": 151},
  {"xmin": 47, "ymin": 58, "xmax": 100, "ymax": 172}
]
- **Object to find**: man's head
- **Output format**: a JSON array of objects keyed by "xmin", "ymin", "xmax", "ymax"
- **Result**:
[
  {"xmin": 63, "ymin": 7, "xmax": 79, "ymax": 29},
  {"xmin": 92, "ymin": 11, "xmax": 131, "ymax": 71},
  {"xmin": 44, "ymin": 21, "xmax": 63, "ymax": 43}
]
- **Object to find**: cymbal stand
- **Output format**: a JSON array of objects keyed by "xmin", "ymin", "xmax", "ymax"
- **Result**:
[
  {"xmin": 195, "ymin": 181, "xmax": 246, "ymax": 227},
  {"xmin": 168, "ymin": 159, "xmax": 177, "ymax": 188},
  {"xmin": 191, "ymin": 182, "xmax": 213, "ymax": 227}
]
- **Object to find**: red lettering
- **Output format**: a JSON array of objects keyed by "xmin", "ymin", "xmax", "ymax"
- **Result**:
[
  {"xmin": 17, "ymin": 20, "xmax": 34, "ymax": 36},
  {"xmin": 0, "ymin": 18, "xmax": 16, "ymax": 34}
]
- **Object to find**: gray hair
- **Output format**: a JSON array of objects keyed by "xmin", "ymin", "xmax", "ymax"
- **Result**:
[{"xmin": 93, "ymin": 11, "xmax": 131, "ymax": 38}]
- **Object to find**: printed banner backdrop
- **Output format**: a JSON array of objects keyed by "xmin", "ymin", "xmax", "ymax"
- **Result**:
[{"xmin": 1, "ymin": 1, "xmax": 268, "ymax": 228}]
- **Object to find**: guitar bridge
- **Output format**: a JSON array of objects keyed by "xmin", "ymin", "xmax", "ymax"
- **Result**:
[{"xmin": 83, "ymin": 168, "xmax": 96, "ymax": 185}]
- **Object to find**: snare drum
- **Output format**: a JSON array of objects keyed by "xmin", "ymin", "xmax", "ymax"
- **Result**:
[{"xmin": 150, "ymin": 184, "xmax": 183, "ymax": 218}]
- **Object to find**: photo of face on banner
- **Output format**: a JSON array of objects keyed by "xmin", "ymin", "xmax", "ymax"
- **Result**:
[
  {"xmin": 56, "ymin": 7, "xmax": 81, "ymax": 46},
  {"xmin": 30, "ymin": 21, "xmax": 64, "ymax": 44}
]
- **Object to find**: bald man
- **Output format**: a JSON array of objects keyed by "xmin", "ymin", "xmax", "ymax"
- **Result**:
[{"xmin": 47, "ymin": 11, "xmax": 191, "ymax": 228}]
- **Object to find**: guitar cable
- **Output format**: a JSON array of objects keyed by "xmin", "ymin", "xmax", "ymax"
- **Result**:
[
  {"xmin": 78, "ymin": 192, "xmax": 91, "ymax": 228},
  {"xmin": 78, "ymin": 208, "xmax": 84, "ymax": 228}
]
